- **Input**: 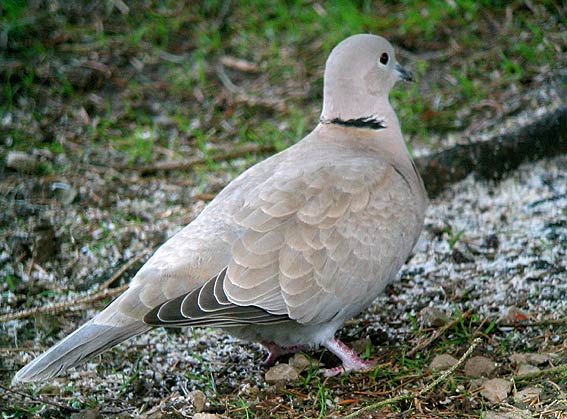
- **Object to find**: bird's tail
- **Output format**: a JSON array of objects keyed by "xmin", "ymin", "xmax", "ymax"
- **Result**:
[{"xmin": 12, "ymin": 316, "xmax": 150, "ymax": 384}]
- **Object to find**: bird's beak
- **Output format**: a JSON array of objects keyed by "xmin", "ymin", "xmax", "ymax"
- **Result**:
[{"xmin": 395, "ymin": 63, "xmax": 413, "ymax": 82}]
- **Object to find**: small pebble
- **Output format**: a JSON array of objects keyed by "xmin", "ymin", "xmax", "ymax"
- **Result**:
[
  {"xmin": 451, "ymin": 247, "xmax": 474, "ymax": 264},
  {"xmin": 483, "ymin": 411, "xmax": 532, "ymax": 419},
  {"xmin": 419, "ymin": 307, "xmax": 449, "ymax": 328},
  {"xmin": 464, "ymin": 356, "xmax": 497, "ymax": 377},
  {"xmin": 351, "ymin": 337, "xmax": 372, "ymax": 355},
  {"xmin": 265, "ymin": 363, "xmax": 299, "ymax": 383},
  {"xmin": 514, "ymin": 386, "xmax": 541, "ymax": 403},
  {"xmin": 70, "ymin": 410, "xmax": 102, "ymax": 419},
  {"xmin": 193, "ymin": 414, "xmax": 221, "ymax": 419},
  {"xmin": 509, "ymin": 352, "xmax": 556, "ymax": 365},
  {"xmin": 190, "ymin": 390, "xmax": 207, "ymax": 413},
  {"xmin": 483, "ymin": 413, "xmax": 508, "ymax": 419},
  {"xmin": 516, "ymin": 364, "xmax": 540, "ymax": 377},
  {"xmin": 429, "ymin": 353, "xmax": 458, "ymax": 371},
  {"xmin": 51, "ymin": 181, "xmax": 77, "ymax": 205},
  {"xmin": 6, "ymin": 151, "xmax": 39, "ymax": 172},
  {"xmin": 289, "ymin": 353, "xmax": 321, "ymax": 372},
  {"xmin": 481, "ymin": 378, "xmax": 511, "ymax": 403}
]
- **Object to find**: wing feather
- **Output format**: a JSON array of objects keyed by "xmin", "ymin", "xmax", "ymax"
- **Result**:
[
  {"xmin": 143, "ymin": 269, "xmax": 290, "ymax": 327},
  {"xmin": 221, "ymin": 155, "xmax": 424, "ymax": 325}
]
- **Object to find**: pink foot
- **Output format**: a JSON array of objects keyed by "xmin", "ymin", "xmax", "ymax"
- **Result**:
[
  {"xmin": 261, "ymin": 341, "xmax": 309, "ymax": 367},
  {"xmin": 320, "ymin": 337, "xmax": 375, "ymax": 377}
]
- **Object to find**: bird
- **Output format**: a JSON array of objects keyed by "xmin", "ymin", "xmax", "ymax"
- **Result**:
[{"xmin": 13, "ymin": 33, "xmax": 427, "ymax": 383}]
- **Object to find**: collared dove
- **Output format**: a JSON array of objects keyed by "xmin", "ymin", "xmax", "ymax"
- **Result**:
[{"xmin": 13, "ymin": 33, "xmax": 427, "ymax": 383}]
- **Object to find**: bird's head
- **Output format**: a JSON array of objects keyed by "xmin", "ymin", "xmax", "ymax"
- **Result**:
[{"xmin": 321, "ymin": 34, "xmax": 412, "ymax": 125}]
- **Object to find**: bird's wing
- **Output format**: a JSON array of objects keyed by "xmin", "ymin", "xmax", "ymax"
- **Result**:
[
  {"xmin": 144, "ymin": 154, "xmax": 423, "ymax": 327},
  {"xmin": 144, "ymin": 267, "xmax": 291, "ymax": 327}
]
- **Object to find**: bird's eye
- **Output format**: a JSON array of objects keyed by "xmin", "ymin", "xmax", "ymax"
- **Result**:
[{"xmin": 379, "ymin": 52, "xmax": 389, "ymax": 66}]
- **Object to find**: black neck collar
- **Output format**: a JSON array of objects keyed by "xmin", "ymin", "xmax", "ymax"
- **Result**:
[{"xmin": 320, "ymin": 116, "xmax": 386, "ymax": 130}]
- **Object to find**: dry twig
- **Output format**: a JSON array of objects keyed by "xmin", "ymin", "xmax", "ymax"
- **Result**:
[
  {"xmin": 0, "ymin": 250, "xmax": 150, "ymax": 323},
  {"xmin": 342, "ymin": 337, "xmax": 482, "ymax": 419},
  {"xmin": 0, "ymin": 286, "xmax": 129, "ymax": 323},
  {"xmin": 407, "ymin": 309, "xmax": 473, "ymax": 357},
  {"xmin": 0, "ymin": 383, "xmax": 80, "ymax": 412},
  {"xmin": 113, "ymin": 143, "xmax": 276, "ymax": 175},
  {"xmin": 216, "ymin": 64, "xmax": 286, "ymax": 111},
  {"xmin": 515, "ymin": 364, "xmax": 567, "ymax": 382},
  {"xmin": 220, "ymin": 56, "xmax": 259, "ymax": 72},
  {"xmin": 98, "ymin": 248, "xmax": 151, "ymax": 290}
]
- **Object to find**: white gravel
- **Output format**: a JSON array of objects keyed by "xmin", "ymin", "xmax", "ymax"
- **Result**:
[{"xmin": 396, "ymin": 154, "xmax": 566, "ymax": 323}]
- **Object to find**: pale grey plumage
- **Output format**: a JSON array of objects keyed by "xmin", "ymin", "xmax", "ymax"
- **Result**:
[{"xmin": 13, "ymin": 33, "xmax": 427, "ymax": 384}]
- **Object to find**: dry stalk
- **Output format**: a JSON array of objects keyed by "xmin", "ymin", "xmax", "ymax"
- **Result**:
[
  {"xmin": 0, "ymin": 286, "xmax": 130, "ymax": 323},
  {"xmin": 515, "ymin": 364, "xmax": 567, "ymax": 382},
  {"xmin": 220, "ymin": 55, "xmax": 259, "ymax": 72},
  {"xmin": 98, "ymin": 248, "xmax": 151, "ymax": 290},
  {"xmin": 407, "ymin": 309, "xmax": 473, "ymax": 357},
  {"xmin": 113, "ymin": 143, "xmax": 276, "ymax": 174},
  {"xmin": 0, "ymin": 250, "xmax": 150, "ymax": 323},
  {"xmin": 342, "ymin": 337, "xmax": 482, "ymax": 419},
  {"xmin": 0, "ymin": 383, "xmax": 79, "ymax": 412}
]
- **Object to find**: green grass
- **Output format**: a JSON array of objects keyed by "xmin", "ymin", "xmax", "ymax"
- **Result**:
[
  {"xmin": 113, "ymin": 127, "xmax": 156, "ymax": 163},
  {"xmin": 236, "ymin": 397, "xmax": 256, "ymax": 419},
  {"xmin": 3, "ymin": 0, "xmax": 561, "ymax": 156},
  {"xmin": 315, "ymin": 379, "xmax": 330, "ymax": 418}
]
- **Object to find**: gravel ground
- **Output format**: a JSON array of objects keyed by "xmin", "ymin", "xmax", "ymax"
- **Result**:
[
  {"xmin": 386, "ymin": 154, "xmax": 567, "ymax": 337},
  {"xmin": 1, "ymin": 152, "xmax": 565, "ymax": 418}
]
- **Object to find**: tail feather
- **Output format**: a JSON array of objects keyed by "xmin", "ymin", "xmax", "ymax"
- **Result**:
[{"xmin": 12, "ymin": 320, "xmax": 150, "ymax": 384}]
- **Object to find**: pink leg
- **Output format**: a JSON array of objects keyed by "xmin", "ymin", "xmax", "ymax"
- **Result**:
[
  {"xmin": 261, "ymin": 341, "xmax": 309, "ymax": 366},
  {"xmin": 321, "ymin": 337, "xmax": 375, "ymax": 377}
]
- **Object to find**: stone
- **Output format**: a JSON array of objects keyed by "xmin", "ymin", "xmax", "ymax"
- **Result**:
[
  {"xmin": 193, "ymin": 414, "xmax": 220, "ymax": 419},
  {"xmin": 190, "ymin": 390, "xmax": 207, "ymax": 413},
  {"xmin": 429, "ymin": 353, "xmax": 458, "ymax": 371},
  {"xmin": 483, "ymin": 411, "xmax": 532, "ymax": 419},
  {"xmin": 509, "ymin": 352, "xmax": 557, "ymax": 366},
  {"xmin": 513, "ymin": 386, "xmax": 541, "ymax": 403},
  {"xmin": 33, "ymin": 222, "xmax": 58, "ymax": 264},
  {"xmin": 464, "ymin": 355, "xmax": 497, "ymax": 377},
  {"xmin": 483, "ymin": 413, "xmax": 508, "ymax": 419},
  {"xmin": 351, "ymin": 337, "xmax": 372, "ymax": 354},
  {"xmin": 50, "ymin": 181, "xmax": 77, "ymax": 205},
  {"xmin": 265, "ymin": 363, "xmax": 299, "ymax": 383},
  {"xmin": 501, "ymin": 307, "xmax": 530, "ymax": 323},
  {"xmin": 6, "ymin": 151, "xmax": 40, "ymax": 173},
  {"xmin": 469, "ymin": 378, "xmax": 485, "ymax": 390},
  {"xmin": 516, "ymin": 364, "xmax": 540, "ymax": 377},
  {"xmin": 483, "ymin": 234, "xmax": 500, "ymax": 250},
  {"xmin": 480, "ymin": 378, "xmax": 512, "ymax": 403},
  {"xmin": 288, "ymin": 353, "xmax": 321, "ymax": 372},
  {"xmin": 70, "ymin": 410, "xmax": 102, "ymax": 419},
  {"xmin": 451, "ymin": 247, "xmax": 474, "ymax": 264},
  {"xmin": 419, "ymin": 307, "xmax": 449, "ymax": 328}
]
